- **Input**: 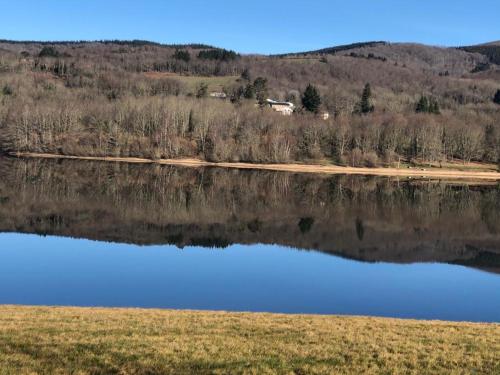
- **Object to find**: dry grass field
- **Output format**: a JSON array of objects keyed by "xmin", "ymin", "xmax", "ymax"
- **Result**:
[
  {"xmin": 0, "ymin": 306, "xmax": 498, "ymax": 374},
  {"xmin": 144, "ymin": 72, "xmax": 239, "ymax": 93}
]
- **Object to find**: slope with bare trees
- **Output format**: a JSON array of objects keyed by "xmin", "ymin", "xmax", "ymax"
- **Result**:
[{"xmin": 0, "ymin": 40, "xmax": 499, "ymax": 167}]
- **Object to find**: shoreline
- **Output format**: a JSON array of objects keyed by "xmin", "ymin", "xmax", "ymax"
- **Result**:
[{"xmin": 9, "ymin": 152, "xmax": 500, "ymax": 180}]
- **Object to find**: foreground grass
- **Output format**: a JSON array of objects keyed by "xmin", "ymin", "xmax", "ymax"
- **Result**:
[{"xmin": 0, "ymin": 306, "xmax": 498, "ymax": 375}]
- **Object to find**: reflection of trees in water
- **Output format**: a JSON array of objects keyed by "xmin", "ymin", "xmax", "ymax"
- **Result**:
[
  {"xmin": 298, "ymin": 217, "xmax": 314, "ymax": 234},
  {"xmin": 1, "ymin": 157, "xmax": 500, "ymax": 271},
  {"xmin": 355, "ymin": 219, "xmax": 364, "ymax": 241}
]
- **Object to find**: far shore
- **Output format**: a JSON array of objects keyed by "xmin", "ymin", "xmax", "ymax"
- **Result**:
[{"xmin": 9, "ymin": 152, "xmax": 500, "ymax": 180}]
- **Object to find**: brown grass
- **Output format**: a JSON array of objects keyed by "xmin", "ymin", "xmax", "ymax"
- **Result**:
[
  {"xmin": 0, "ymin": 305, "xmax": 498, "ymax": 374},
  {"xmin": 143, "ymin": 72, "xmax": 239, "ymax": 93}
]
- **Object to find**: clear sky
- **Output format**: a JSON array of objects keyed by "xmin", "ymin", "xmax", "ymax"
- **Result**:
[{"xmin": 1, "ymin": 0, "xmax": 498, "ymax": 54}]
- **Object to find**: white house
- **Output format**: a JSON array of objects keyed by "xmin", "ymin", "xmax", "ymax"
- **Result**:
[
  {"xmin": 320, "ymin": 111, "xmax": 330, "ymax": 120},
  {"xmin": 210, "ymin": 92, "xmax": 227, "ymax": 99},
  {"xmin": 266, "ymin": 99, "xmax": 295, "ymax": 116}
]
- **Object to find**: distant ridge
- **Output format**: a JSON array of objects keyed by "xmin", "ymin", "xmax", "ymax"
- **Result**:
[
  {"xmin": 460, "ymin": 42, "xmax": 500, "ymax": 65},
  {"xmin": 2, "ymin": 38, "xmax": 499, "ymax": 59},
  {"xmin": 277, "ymin": 41, "xmax": 387, "ymax": 56},
  {"xmin": 0, "ymin": 39, "xmax": 216, "ymax": 50},
  {"xmin": 1, "ymin": 39, "xmax": 388, "ymax": 56},
  {"xmin": 479, "ymin": 41, "xmax": 500, "ymax": 47},
  {"xmin": 0, "ymin": 38, "xmax": 493, "ymax": 76}
]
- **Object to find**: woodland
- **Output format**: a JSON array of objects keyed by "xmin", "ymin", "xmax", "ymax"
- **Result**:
[{"xmin": 0, "ymin": 40, "xmax": 499, "ymax": 167}]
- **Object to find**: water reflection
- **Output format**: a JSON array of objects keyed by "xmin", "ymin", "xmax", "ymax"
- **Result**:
[{"xmin": 1, "ymin": 157, "xmax": 500, "ymax": 272}]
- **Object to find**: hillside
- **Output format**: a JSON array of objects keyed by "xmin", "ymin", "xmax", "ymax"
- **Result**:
[
  {"xmin": 461, "ymin": 42, "xmax": 500, "ymax": 65},
  {"xmin": 0, "ymin": 39, "xmax": 498, "ymax": 101},
  {"xmin": 0, "ymin": 39, "xmax": 499, "ymax": 167},
  {"xmin": 287, "ymin": 41, "xmax": 490, "ymax": 76}
]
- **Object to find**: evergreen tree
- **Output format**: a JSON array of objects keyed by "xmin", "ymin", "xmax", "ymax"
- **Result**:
[
  {"xmin": 494, "ymin": 89, "xmax": 500, "ymax": 105},
  {"xmin": 416, "ymin": 96, "xmax": 429, "ymax": 113},
  {"xmin": 301, "ymin": 84, "xmax": 321, "ymax": 113},
  {"xmin": 38, "ymin": 46, "xmax": 60, "ymax": 58},
  {"xmin": 230, "ymin": 86, "xmax": 245, "ymax": 103},
  {"xmin": 241, "ymin": 68, "xmax": 251, "ymax": 82},
  {"xmin": 429, "ymin": 98, "xmax": 440, "ymax": 114},
  {"xmin": 173, "ymin": 49, "xmax": 190, "ymax": 62},
  {"xmin": 358, "ymin": 83, "xmax": 374, "ymax": 114},
  {"xmin": 187, "ymin": 109, "xmax": 196, "ymax": 133},
  {"xmin": 243, "ymin": 83, "xmax": 255, "ymax": 99},
  {"xmin": 253, "ymin": 77, "xmax": 268, "ymax": 104},
  {"xmin": 416, "ymin": 95, "xmax": 440, "ymax": 114},
  {"xmin": 2, "ymin": 85, "xmax": 13, "ymax": 96},
  {"xmin": 198, "ymin": 48, "xmax": 239, "ymax": 61}
]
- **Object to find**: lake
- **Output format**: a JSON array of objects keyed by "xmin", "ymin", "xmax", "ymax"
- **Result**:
[{"xmin": 0, "ymin": 157, "xmax": 499, "ymax": 322}]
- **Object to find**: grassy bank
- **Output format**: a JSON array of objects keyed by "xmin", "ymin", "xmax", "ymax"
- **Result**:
[{"xmin": 0, "ymin": 306, "xmax": 498, "ymax": 374}]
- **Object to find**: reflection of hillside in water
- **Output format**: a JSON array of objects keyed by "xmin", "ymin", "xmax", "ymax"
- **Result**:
[{"xmin": 1, "ymin": 157, "xmax": 500, "ymax": 273}]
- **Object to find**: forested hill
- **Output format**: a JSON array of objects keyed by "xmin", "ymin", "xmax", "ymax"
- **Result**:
[
  {"xmin": 0, "ymin": 39, "xmax": 499, "ymax": 167},
  {"xmin": 276, "ymin": 41, "xmax": 388, "ymax": 56},
  {"xmin": 460, "ymin": 42, "xmax": 500, "ymax": 65}
]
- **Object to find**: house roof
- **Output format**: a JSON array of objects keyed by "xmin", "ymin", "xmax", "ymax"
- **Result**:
[{"xmin": 266, "ymin": 99, "xmax": 295, "ymax": 107}]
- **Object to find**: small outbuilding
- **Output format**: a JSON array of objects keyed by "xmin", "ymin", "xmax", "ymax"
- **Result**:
[
  {"xmin": 210, "ymin": 92, "xmax": 227, "ymax": 99},
  {"xmin": 266, "ymin": 99, "xmax": 295, "ymax": 116}
]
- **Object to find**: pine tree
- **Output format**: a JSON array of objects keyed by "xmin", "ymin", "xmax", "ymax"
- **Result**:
[
  {"xmin": 187, "ymin": 109, "xmax": 196, "ymax": 133},
  {"xmin": 241, "ymin": 68, "xmax": 251, "ymax": 82},
  {"xmin": 416, "ymin": 95, "xmax": 440, "ymax": 114},
  {"xmin": 243, "ymin": 83, "xmax": 255, "ymax": 99},
  {"xmin": 2, "ymin": 85, "xmax": 13, "ymax": 96},
  {"xmin": 253, "ymin": 77, "xmax": 268, "ymax": 104},
  {"xmin": 494, "ymin": 89, "xmax": 500, "ymax": 105},
  {"xmin": 429, "ymin": 98, "xmax": 440, "ymax": 114},
  {"xmin": 301, "ymin": 84, "xmax": 322, "ymax": 113},
  {"xmin": 359, "ymin": 83, "xmax": 374, "ymax": 114},
  {"xmin": 416, "ymin": 96, "xmax": 429, "ymax": 113},
  {"xmin": 173, "ymin": 49, "xmax": 190, "ymax": 62},
  {"xmin": 230, "ymin": 86, "xmax": 245, "ymax": 103},
  {"xmin": 38, "ymin": 46, "xmax": 60, "ymax": 58}
]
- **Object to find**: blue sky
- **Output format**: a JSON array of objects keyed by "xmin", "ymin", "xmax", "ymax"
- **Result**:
[{"xmin": 1, "ymin": 0, "xmax": 498, "ymax": 54}]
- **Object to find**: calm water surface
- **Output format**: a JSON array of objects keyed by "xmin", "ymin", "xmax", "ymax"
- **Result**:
[{"xmin": 0, "ymin": 158, "xmax": 499, "ymax": 322}]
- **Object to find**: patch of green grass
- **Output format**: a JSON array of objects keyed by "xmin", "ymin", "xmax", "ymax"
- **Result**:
[{"xmin": 0, "ymin": 306, "xmax": 498, "ymax": 374}]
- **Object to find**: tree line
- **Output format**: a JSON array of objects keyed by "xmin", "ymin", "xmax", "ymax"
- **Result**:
[{"xmin": 1, "ymin": 94, "xmax": 499, "ymax": 168}]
